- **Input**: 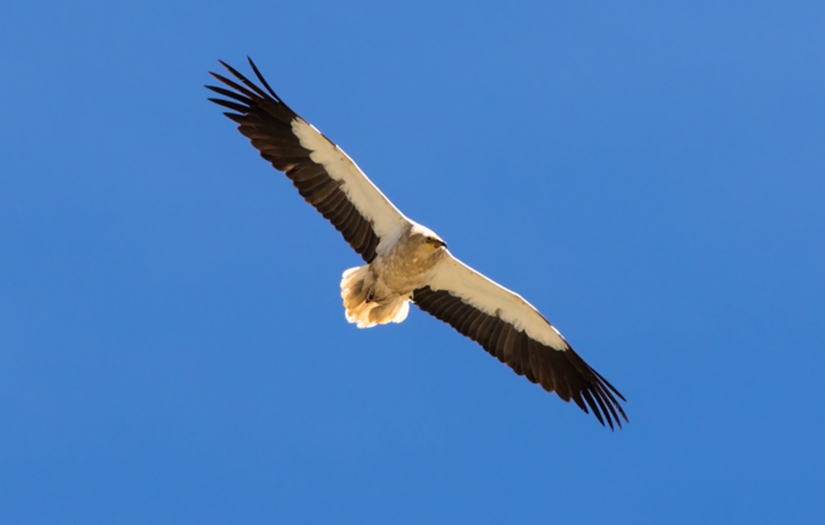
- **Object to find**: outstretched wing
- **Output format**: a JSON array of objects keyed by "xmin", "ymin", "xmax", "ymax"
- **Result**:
[
  {"xmin": 413, "ymin": 254, "xmax": 627, "ymax": 428},
  {"xmin": 207, "ymin": 58, "xmax": 410, "ymax": 263}
]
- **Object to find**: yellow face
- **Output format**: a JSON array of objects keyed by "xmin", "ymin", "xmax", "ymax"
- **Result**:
[{"xmin": 421, "ymin": 236, "xmax": 446, "ymax": 254}]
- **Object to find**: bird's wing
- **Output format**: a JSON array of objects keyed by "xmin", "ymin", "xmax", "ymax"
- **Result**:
[
  {"xmin": 413, "ymin": 254, "xmax": 627, "ymax": 428},
  {"xmin": 207, "ymin": 59, "xmax": 410, "ymax": 263}
]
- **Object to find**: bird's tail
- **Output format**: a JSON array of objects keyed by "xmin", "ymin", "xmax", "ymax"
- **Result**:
[{"xmin": 340, "ymin": 265, "xmax": 410, "ymax": 329}]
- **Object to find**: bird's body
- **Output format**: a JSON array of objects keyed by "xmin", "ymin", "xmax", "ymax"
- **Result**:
[
  {"xmin": 342, "ymin": 223, "xmax": 447, "ymax": 328},
  {"xmin": 207, "ymin": 58, "xmax": 628, "ymax": 428}
]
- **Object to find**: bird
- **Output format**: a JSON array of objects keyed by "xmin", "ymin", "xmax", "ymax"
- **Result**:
[{"xmin": 206, "ymin": 58, "xmax": 628, "ymax": 429}]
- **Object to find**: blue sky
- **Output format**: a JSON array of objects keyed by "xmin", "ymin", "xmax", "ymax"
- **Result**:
[{"xmin": 2, "ymin": 1, "xmax": 824, "ymax": 523}]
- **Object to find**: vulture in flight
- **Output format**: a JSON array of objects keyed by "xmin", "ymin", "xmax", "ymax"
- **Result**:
[{"xmin": 207, "ymin": 58, "xmax": 628, "ymax": 428}]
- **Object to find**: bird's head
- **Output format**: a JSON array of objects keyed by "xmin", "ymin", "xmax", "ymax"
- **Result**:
[
  {"xmin": 409, "ymin": 224, "xmax": 447, "ymax": 255},
  {"xmin": 422, "ymin": 234, "xmax": 447, "ymax": 254}
]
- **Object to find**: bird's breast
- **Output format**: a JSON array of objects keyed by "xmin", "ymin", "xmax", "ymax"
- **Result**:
[{"xmin": 371, "ymin": 245, "xmax": 440, "ymax": 296}]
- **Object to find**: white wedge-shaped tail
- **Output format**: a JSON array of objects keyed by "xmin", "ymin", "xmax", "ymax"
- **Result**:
[{"xmin": 340, "ymin": 266, "xmax": 410, "ymax": 328}]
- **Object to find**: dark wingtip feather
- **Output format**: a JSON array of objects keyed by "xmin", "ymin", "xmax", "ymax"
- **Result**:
[
  {"xmin": 217, "ymin": 60, "xmax": 268, "ymax": 99},
  {"xmin": 223, "ymin": 112, "xmax": 245, "ymax": 123},
  {"xmin": 591, "ymin": 369, "xmax": 629, "ymax": 424},
  {"xmin": 209, "ymin": 71, "xmax": 260, "ymax": 100},
  {"xmin": 581, "ymin": 389, "xmax": 608, "ymax": 428},
  {"xmin": 206, "ymin": 85, "xmax": 253, "ymax": 105},
  {"xmin": 592, "ymin": 383, "xmax": 623, "ymax": 428},
  {"xmin": 247, "ymin": 56, "xmax": 280, "ymax": 100},
  {"xmin": 592, "ymin": 367, "xmax": 627, "ymax": 403},
  {"xmin": 208, "ymin": 98, "xmax": 248, "ymax": 113}
]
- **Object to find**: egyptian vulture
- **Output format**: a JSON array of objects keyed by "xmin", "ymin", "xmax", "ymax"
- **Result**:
[{"xmin": 207, "ymin": 58, "xmax": 628, "ymax": 429}]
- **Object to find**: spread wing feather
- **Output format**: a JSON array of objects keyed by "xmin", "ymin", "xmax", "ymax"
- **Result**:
[{"xmin": 207, "ymin": 58, "xmax": 410, "ymax": 262}]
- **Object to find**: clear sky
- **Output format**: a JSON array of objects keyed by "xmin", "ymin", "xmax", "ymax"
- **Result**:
[{"xmin": 2, "ymin": 1, "xmax": 824, "ymax": 523}]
